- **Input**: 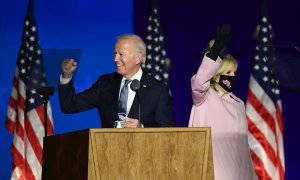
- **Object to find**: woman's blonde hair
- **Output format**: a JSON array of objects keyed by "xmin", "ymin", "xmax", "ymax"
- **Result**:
[{"xmin": 211, "ymin": 54, "xmax": 238, "ymax": 90}]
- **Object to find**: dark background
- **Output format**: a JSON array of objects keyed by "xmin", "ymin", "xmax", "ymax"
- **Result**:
[
  {"xmin": 134, "ymin": 0, "xmax": 300, "ymax": 179},
  {"xmin": 1, "ymin": 0, "xmax": 299, "ymax": 179}
]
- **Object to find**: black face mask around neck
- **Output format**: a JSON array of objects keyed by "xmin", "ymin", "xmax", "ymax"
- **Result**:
[{"xmin": 218, "ymin": 75, "xmax": 235, "ymax": 92}]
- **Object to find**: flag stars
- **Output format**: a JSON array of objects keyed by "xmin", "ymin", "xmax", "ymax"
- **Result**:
[
  {"xmin": 254, "ymin": 55, "xmax": 259, "ymax": 60},
  {"xmin": 145, "ymin": 8, "xmax": 169, "ymax": 84},
  {"xmin": 268, "ymin": 25, "xmax": 272, "ymax": 29},
  {"xmin": 254, "ymin": 64, "xmax": 259, "ymax": 70},
  {"xmin": 155, "ymin": 56, "xmax": 159, "ymax": 61},
  {"xmin": 263, "ymin": 76, "xmax": 268, "ymax": 82},
  {"xmin": 262, "ymin": 17, "xmax": 267, "ymax": 22},
  {"xmin": 262, "ymin": 27, "xmax": 268, "ymax": 32},
  {"xmin": 263, "ymin": 66, "xmax": 268, "ymax": 72},
  {"xmin": 262, "ymin": 37, "xmax": 268, "ymax": 42},
  {"xmin": 37, "ymin": 50, "xmax": 41, "ymax": 54},
  {"xmin": 29, "ymin": 46, "xmax": 34, "ymax": 51},
  {"xmin": 21, "ymin": 68, "xmax": 26, "ymax": 74},
  {"xmin": 25, "ymin": 20, "xmax": 29, "ymax": 26},
  {"xmin": 147, "ymin": 45, "xmax": 152, "ymax": 50},
  {"xmin": 271, "ymin": 79, "xmax": 275, "ymax": 83},
  {"xmin": 263, "ymin": 47, "xmax": 268, "ymax": 52},
  {"xmin": 20, "ymin": 59, "xmax": 25, "ymax": 64},
  {"xmin": 155, "ymin": 65, "xmax": 160, "ymax": 71},
  {"xmin": 30, "ymin": 36, "xmax": 35, "ymax": 42},
  {"xmin": 29, "ymin": 97, "xmax": 35, "ymax": 104},
  {"xmin": 155, "ymin": 75, "xmax": 160, "ymax": 80},
  {"xmin": 163, "ymin": 73, "xmax": 169, "ymax": 79},
  {"xmin": 31, "ymin": 26, "xmax": 36, "ymax": 32},
  {"xmin": 272, "ymin": 88, "xmax": 275, "ymax": 93},
  {"xmin": 36, "ymin": 59, "xmax": 40, "ymax": 64}
]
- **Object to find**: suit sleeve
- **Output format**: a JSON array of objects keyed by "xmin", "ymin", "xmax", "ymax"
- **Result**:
[
  {"xmin": 58, "ymin": 78, "xmax": 101, "ymax": 113},
  {"xmin": 155, "ymin": 84, "xmax": 175, "ymax": 127}
]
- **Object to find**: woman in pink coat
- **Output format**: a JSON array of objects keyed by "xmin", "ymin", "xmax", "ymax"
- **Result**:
[{"xmin": 189, "ymin": 25, "xmax": 257, "ymax": 180}]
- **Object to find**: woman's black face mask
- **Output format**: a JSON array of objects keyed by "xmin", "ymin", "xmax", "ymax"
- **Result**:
[{"xmin": 218, "ymin": 75, "xmax": 235, "ymax": 92}]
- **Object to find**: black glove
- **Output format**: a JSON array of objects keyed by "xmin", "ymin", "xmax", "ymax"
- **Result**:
[{"xmin": 207, "ymin": 24, "xmax": 232, "ymax": 60}]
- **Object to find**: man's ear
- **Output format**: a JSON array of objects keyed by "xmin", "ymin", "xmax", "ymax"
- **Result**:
[{"xmin": 135, "ymin": 52, "xmax": 143, "ymax": 65}]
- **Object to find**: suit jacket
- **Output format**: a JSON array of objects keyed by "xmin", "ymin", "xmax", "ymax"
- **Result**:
[{"xmin": 59, "ymin": 71, "xmax": 174, "ymax": 127}]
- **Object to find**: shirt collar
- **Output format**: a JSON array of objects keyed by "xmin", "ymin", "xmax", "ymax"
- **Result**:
[
  {"xmin": 217, "ymin": 90, "xmax": 240, "ymax": 103},
  {"xmin": 121, "ymin": 67, "xmax": 143, "ymax": 82}
]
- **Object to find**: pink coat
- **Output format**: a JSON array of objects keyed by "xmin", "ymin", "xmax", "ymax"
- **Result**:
[{"xmin": 189, "ymin": 55, "xmax": 257, "ymax": 180}]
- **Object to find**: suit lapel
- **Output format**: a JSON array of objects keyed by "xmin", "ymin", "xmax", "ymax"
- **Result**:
[
  {"xmin": 128, "ymin": 72, "xmax": 150, "ymax": 119},
  {"xmin": 112, "ymin": 73, "xmax": 122, "ymax": 118}
]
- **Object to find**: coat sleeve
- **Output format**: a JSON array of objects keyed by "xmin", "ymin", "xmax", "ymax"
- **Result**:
[
  {"xmin": 191, "ymin": 55, "xmax": 222, "ymax": 106},
  {"xmin": 58, "ymin": 77, "xmax": 101, "ymax": 114}
]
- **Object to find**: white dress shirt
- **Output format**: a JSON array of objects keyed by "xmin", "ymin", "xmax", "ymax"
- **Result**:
[{"xmin": 119, "ymin": 68, "xmax": 143, "ymax": 116}]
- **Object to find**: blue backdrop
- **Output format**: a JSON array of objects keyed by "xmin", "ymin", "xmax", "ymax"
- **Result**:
[
  {"xmin": 0, "ymin": 0, "xmax": 133, "ymax": 179},
  {"xmin": 1, "ymin": 0, "xmax": 300, "ymax": 179}
]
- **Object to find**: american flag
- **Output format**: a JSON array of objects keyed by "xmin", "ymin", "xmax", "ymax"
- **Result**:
[
  {"xmin": 5, "ymin": 1, "xmax": 54, "ymax": 179},
  {"xmin": 246, "ymin": 0, "xmax": 285, "ymax": 179},
  {"xmin": 142, "ymin": 3, "xmax": 170, "ymax": 84}
]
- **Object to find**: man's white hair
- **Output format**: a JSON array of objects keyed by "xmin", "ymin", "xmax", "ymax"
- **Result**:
[{"xmin": 117, "ymin": 34, "xmax": 146, "ymax": 64}]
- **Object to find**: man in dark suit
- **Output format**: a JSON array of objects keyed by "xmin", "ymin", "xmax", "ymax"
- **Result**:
[{"xmin": 59, "ymin": 34, "xmax": 174, "ymax": 128}]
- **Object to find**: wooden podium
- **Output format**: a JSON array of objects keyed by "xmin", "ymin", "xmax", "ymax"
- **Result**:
[{"xmin": 45, "ymin": 128, "xmax": 214, "ymax": 180}]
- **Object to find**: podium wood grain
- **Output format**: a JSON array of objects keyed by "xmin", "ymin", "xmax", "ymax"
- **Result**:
[{"xmin": 46, "ymin": 128, "xmax": 214, "ymax": 180}]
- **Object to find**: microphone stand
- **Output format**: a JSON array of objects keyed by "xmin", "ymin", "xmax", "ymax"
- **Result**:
[
  {"xmin": 39, "ymin": 87, "xmax": 54, "ymax": 180},
  {"xmin": 130, "ymin": 80, "xmax": 141, "ymax": 127},
  {"xmin": 136, "ymin": 91, "xmax": 141, "ymax": 125}
]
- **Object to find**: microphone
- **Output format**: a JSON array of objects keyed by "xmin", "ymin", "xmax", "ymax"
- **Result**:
[
  {"xmin": 130, "ymin": 79, "xmax": 141, "ymax": 126},
  {"xmin": 130, "ymin": 79, "xmax": 140, "ymax": 91}
]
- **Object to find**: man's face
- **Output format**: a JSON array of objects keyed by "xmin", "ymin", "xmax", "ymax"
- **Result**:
[{"xmin": 114, "ymin": 39, "xmax": 141, "ymax": 79}]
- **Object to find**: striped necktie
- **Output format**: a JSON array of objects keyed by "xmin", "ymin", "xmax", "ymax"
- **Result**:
[{"xmin": 118, "ymin": 79, "xmax": 131, "ymax": 114}]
